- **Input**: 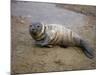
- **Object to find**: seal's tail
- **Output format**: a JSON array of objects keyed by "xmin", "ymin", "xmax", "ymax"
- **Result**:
[{"xmin": 80, "ymin": 39, "xmax": 94, "ymax": 59}]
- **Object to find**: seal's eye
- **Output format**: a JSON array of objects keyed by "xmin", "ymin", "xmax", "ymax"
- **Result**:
[
  {"xmin": 37, "ymin": 25, "xmax": 40, "ymax": 28},
  {"xmin": 30, "ymin": 25, "xmax": 32, "ymax": 27}
]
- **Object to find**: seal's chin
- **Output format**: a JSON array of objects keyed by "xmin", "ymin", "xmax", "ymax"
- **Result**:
[
  {"xmin": 32, "ymin": 31, "xmax": 37, "ymax": 35},
  {"xmin": 32, "ymin": 30, "xmax": 41, "ymax": 36}
]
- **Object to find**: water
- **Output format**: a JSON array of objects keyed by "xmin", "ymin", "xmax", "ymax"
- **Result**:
[{"xmin": 11, "ymin": 2, "xmax": 88, "ymax": 27}]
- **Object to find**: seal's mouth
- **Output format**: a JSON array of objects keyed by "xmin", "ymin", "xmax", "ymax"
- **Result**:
[{"xmin": 31, "ymin": 29, "xmax": 37, "ymax": 35}]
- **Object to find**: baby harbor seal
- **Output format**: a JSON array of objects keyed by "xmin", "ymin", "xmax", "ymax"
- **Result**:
[{"xmin": 29, "ymin": 22, "xmax": 94, "ymax": 59}]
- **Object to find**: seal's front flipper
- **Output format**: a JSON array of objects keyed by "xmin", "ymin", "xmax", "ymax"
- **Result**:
[
  {"xmin": 60, "ymin": 45, "xmax": 68, "ymax": 48},
  {"xmin": 80, "ymin": 39, "xmax": 94, "ymax": 59},
  {"xmin": 40, "ymin": 44, "xmax": 53, "ymax": 48}
]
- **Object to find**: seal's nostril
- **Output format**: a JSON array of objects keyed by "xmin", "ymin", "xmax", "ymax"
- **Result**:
[{"xmin": 32, "ymin": 29, "xmax": 35, "ymax": 31}]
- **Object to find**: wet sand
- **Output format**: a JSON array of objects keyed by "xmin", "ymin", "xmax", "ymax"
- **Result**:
[{"xmin": 11, "ymin": 1, "xmax": 96, "ymax": 74}]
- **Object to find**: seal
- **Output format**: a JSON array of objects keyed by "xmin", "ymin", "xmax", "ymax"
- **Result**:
[{"xmin": 29, "ymin": 22, "xmax": 94, "ymax": 59}]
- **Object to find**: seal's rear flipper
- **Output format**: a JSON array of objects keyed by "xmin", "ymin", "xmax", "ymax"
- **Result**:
[{"xmin": 80, "ymin": 39, "xmax": 94, "ymax": 59}]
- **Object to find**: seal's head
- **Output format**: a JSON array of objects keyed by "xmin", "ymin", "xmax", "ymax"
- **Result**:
[{"xmin": 29, "ymin": 22, "xmax": 43, "ymax": 35}]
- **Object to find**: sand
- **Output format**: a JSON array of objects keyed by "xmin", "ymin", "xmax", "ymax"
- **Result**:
[{"xmin": 11, "ymin": 2, "xmax": 96, "ymax": 75}]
